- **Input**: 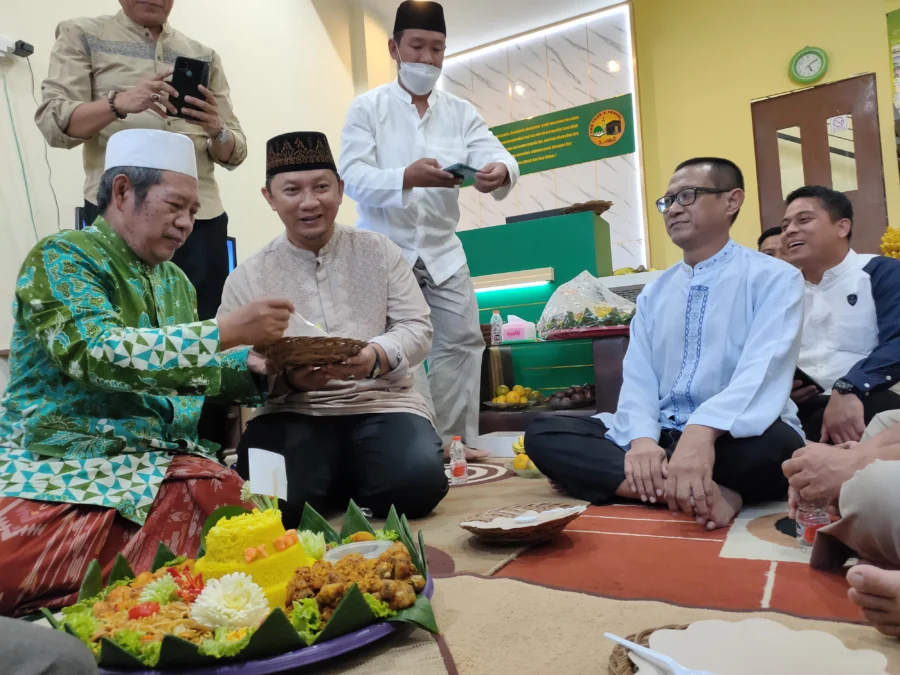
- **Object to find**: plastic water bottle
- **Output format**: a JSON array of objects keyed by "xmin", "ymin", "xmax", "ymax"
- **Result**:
[
  {"xmin": 449, "ymin": 436, "xmax": 468, "ymax": 485},
  {"xmin": 796, "ymin": 498, "xmax": 830, "ymax": 550},
  {"xmin": 490, "ymin": 310, "xmax": 503, "ymax": 346}
]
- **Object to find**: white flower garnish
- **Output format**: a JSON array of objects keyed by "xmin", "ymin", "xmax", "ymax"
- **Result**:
[{"xmin": 190, "ymin": 572, "xmax": 269, "ymax": 630}]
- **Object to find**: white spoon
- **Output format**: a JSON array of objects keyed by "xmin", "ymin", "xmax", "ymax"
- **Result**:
[
  {"xmin": 289, "ymin": 312, "xmax": 328, "ymax": 337},
  {"xmin": 604, "ymin": 633, "xmax": 720, "ymax": 675}
]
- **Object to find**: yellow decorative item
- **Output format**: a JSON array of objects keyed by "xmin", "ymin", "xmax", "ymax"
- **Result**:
[
  {"xmin": 512, "ymin": 436, "xmax": 526, "ymax": 455},
  {"xmin": 195, "ymin": 509, "xmax": 314, "ymax": 609},
  {"xmin": 513, "ymin": 454, "xmax": 530, "ymax": 470},
  {"xmin": 881, "ymin": 228, "xmax": 900, "ymax": 259}
]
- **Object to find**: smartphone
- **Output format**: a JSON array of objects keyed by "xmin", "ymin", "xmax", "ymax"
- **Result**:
[
  {"xmin": 170, "ymin": 56, "xmax": 210, "ymax": 119},
  {"xmin": 794, "ymin": 367, "xmax": 825, "ymax": 394},
  {"xmin": 443, "ymin": 163, "xmax": 478, "ymax": 181}
]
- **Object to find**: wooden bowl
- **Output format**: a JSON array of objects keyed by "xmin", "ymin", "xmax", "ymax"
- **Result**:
[
  {"xmin": 459, "ymin": 502, "xmax": 586, "ymax": 544},
  {"xmin": 256, "ymin": 336, "xmax": 369, "ymax": 369},
  {"xmin": 607, "ymin": 625, "xmax": 688, "ymax": 675}
]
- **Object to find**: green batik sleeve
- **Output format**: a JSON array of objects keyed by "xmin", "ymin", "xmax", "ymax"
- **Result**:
[
  {"xmin": 18, "ymin": 236, "xmax": 226, "ymax": 396},
  {"xmin": 212, "ymin": 348, "xmax": 269, "ymax": 406}
]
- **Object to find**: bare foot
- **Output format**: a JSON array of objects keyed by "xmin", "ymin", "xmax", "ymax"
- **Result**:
[
  {"xmin": 701, "ymin": 483, "xmax": 742, "ymax": 531},
  {"xmin": 847, "ymin": 565, "xmax": 900, "ymax": 637},
  {"xmin": 442, "ymin": 444, "xmax": 490, "ymax": 462}
]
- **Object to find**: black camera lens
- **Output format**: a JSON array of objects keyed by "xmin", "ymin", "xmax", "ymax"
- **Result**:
[{"xmin": 186, "ymin": 70, "xmax": 193, "ymax": 77}]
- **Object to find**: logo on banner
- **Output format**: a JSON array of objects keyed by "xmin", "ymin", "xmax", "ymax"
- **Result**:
[{"xmin": 589, "ymin": 109, "xmax": 625, "ymax": 147}]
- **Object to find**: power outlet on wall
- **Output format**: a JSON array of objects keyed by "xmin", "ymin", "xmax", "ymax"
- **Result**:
[{"xmin": 0, "ymin": 35, "xmax": 32, "ymax": 60}]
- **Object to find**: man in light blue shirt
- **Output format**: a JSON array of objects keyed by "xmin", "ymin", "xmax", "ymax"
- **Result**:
[{"xmin": 527, "ymin": 158, "xmax": 805, "ymax": 531}]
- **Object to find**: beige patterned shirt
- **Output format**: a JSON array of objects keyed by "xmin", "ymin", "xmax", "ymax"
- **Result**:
[
  {"xmin": 219, "ymin": 225, "xmax": 434, "ymax": 421},
  {"xmin": 35, "ymin": 10, "xmax": 246, "ymax": 220}
]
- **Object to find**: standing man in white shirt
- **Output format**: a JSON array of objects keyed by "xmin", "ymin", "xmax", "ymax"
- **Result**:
[{"xmin": 339, "ymin": 1, "xmax": 519, "ymax": 459}]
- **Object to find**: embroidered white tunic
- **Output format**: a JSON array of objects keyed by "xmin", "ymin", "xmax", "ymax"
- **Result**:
[
  {"xmin": 597, "ymin": 240, "xmax": 805, "ymax": 448},
  {"xmin": 218, "ymin": 225, "xmax": 434, "ymax": 421}
]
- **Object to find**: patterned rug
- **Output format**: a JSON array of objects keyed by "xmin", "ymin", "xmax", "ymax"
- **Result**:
[
  {"xmin": 498, "ymin": 501, "xmax": 863, "ymax": 621},
  {"xmin": 431, "ymin": 575, "xmax": 900, "ymax": 675}
]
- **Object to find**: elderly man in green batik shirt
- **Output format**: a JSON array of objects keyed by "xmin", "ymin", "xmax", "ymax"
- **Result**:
[{"xmin": 0, "ymin": 128, "xmax": 294, "ymax": 617}]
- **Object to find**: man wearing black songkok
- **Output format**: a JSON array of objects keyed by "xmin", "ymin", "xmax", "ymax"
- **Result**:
[{"xmin": 222, "ymin": 131, "xmax": 448, "ymax": 523}]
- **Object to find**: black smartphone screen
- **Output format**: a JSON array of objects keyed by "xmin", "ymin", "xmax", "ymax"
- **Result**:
[
  {"xmin": 794, "ymin": 367, "xmax": 825, "ymax": 394},
  {"xmin": 170, "ymin": 56, "xmax": 210, "ymax": 119}
]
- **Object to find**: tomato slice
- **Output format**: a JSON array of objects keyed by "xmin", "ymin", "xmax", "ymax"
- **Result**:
[{"xmin": 128, "ymin": 601, "xmax": 160, "ymax": 620}]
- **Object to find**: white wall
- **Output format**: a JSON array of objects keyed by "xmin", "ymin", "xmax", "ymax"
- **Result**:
[
  {"xmin": 438, "ymin": 5, "xmax": 647, "ymax": 270},
  {"xmin": 0, "ymin": 0, "xmax": 362, "ymax": 349}
]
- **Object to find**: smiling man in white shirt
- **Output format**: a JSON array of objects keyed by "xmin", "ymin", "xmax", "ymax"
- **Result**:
[
  {"xmin": 339, "ymin": 1, "xmax": 519, "ymax": 459},
  {"xmin": 783, "ymin": 186, "xmax": 900, "ymax": 444}
]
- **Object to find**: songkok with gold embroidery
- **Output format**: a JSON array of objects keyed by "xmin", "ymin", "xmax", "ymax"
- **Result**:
[{"xmin": 265, "ymin": 131, "xmax": 337, "ymax": 178}]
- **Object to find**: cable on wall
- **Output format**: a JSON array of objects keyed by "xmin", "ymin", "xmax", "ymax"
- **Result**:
[
  {"xmin": 0, "ymin": 60, "xmax": 40, "ymax": 243},
  {"xmin": 26, "ymin": 56, "xmax": 61, "ymax": 231}
]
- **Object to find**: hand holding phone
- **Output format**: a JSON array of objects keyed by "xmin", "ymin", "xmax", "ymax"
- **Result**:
[
  {"xmin": 792, "ymin": 367, "xmax": 824, "ymax": 405},
  {"xmin": 170, "ymin": 56, "xmax": 211, "ymax": 119},
  {"xmin": 403, "ymin": 158, "xmax": 462, "ymax": 189},
  {"xmin": 443, "ymin": 162, "xmax": 478, "ymax": 181}
]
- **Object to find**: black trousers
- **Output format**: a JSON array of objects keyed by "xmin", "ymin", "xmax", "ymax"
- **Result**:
[
  {"xmin": 798, "ymin": 390, "xmax": 900, "ymax": 442},
  {"xmin": 83, "ymin": 201, "xmax": 229, "ymax": 321},
  {"xmin": 236, "ymin": 412, "xmax": 448, "ymax": 527},
  {"xmin": 525, "ymin": 416, "xmax": 805, "ymax": 505}
]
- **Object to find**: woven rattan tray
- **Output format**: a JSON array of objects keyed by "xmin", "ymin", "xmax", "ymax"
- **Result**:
[
  {"xmin": 459, "ymin": 501, "xmax": 584, "ymax": 544},
  {"xmin": 608, "ymin": 624, "xmax": 688, "ymax": 675},
  {"xmin": 257, "ymin": 336, "xmax": 369, "ymax": 369}
]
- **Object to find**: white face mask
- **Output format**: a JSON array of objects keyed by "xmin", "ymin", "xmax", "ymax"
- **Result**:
[{"xmin": 398, "ymin": 59, "xmax": 441, "ymax": 96}]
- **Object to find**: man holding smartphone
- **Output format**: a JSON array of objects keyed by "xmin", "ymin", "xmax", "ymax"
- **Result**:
[
  {"xmin": 339, "ymin": 1, "xmax": 519, "ymax": 459},
  {"xmin": 35, "ymin": 0, "xmax": 246, "ymax": 323}
]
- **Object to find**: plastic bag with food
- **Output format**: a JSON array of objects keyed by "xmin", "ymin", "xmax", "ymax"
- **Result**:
[{"xmin": 536, "ymin": 271, "xmax": 636, "ymax": 338}]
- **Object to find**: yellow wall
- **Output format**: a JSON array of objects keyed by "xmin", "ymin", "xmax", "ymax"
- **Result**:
[{"xmin": 635, "ymin": 0, "xmax": 900, "ymax": 268}]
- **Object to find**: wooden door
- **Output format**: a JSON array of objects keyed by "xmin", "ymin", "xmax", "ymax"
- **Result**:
[{"xmin": 751, "ymin": 74, "xmax": 887, "ymax": 253}]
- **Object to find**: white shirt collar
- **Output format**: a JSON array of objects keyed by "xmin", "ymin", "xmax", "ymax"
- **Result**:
[
  {"xmin": 389, "ymin": 79, "xmax": 438, "ymax": 108},
  {"xmin": 680, "ymin": 239, "xmax": 739, "ymax": 279},
  {"xmin": 818, "ymin": 249, "xmax": 858, "ymax": 285}
]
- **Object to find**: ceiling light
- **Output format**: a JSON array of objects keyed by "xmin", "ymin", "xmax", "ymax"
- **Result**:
[
  {"xmin": 472, "ymin": 267, "xmax": 555, "ymax": 293},
  {"xmin": 608, "ymin": 60, "xmax": 620, "ymax": 73},
  {"xmin": 514, "ymin": 83, "xmax": 526, "ymax": 97}
]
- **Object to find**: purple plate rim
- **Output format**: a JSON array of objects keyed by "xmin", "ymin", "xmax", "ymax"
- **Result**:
[{"xmin": 98, "ymin": 576, "xmax": 434, "ymax": 675}]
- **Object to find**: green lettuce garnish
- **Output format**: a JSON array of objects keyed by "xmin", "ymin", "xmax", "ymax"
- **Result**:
[
  {"xmin": 298, "ymin": 530, "xmax": 326, "ymax": 560},
  {"xmin": 363, "ymin": 593, "xmax": 395, "ymax": 619},
  {"xmin": 374, "ymin": 529, "xmax": 399, "ymax": 542},
  {"xmin": 162, "ymin": 556, "xmax": 187, "ymax": 567},
  {"xmin": 198, "ymin": 627, "xmax": 254, "ymax": 659},
  {"xmin": 61, "ymin": 605, "xmax": 99, "ymax": 645},
  {"xmin": 138, "ymin": 574, "xmax": 178, "ymax": 606},
  {"xmin": 289, "ymin": 598, "xmax": 322, "ymax": 646},
  {"xmin": 110, "ymin": 629, "xmax": 161, "ymax": 667}
]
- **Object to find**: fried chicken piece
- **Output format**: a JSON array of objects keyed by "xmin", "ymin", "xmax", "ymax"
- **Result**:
[
  {"xmin": 374, "ymin": 542, "xmax": 419, "ymax": 580},
  {"xmin": 317, "ymin": 582, "xmax": 346, "ymax": 610},
  {"xmin": 377, "ymin": 579, "xmax": 417, "ymax": 610},
  {"xmin": 409, "ymin": 574, "xmax": 426, "ymax": 592}
]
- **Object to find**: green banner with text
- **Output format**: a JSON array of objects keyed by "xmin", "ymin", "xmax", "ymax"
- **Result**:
[
  {"xmin": 888, "ymin": 9, "xmax": 900, "ymax": 121},
  {"xmin": 489, "ymin": 94, "xmax": 635, "ymax": 176}
]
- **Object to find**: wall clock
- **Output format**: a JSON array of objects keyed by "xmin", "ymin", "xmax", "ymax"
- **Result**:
[{"xmin": 789, "ymin": 46, "xmax": 828, "ymax": 85}]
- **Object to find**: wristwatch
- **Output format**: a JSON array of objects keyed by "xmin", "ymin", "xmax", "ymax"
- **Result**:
[
  {"xmin": 212, "ymin": 126, "xmax": 230, "ymax": 145},
  {"xmin": 832, "ymin": 378, "xmax": 861, "ymax": 397},
  {"xmin": 108, "ymin": 90, "xmax": 127, "ymax": 119},
  {"xmin": 366, "ymin": 350, "xmax": 382, "ymax": 380}
]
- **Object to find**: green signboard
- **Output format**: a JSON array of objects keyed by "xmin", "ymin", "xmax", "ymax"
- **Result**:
[
  {"xmin": 888, "ymin": 10, "xmax": 900, "ymax": 121},
  {"xmin": 489, "ymin": 94, "xmax": 635, "ymax": 176}
]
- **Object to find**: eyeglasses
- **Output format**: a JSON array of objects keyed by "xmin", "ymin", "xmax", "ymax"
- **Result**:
[{"xmin": 656, "ymin": 187, "xmax": 731, "ymax": 213}]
